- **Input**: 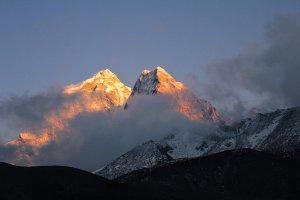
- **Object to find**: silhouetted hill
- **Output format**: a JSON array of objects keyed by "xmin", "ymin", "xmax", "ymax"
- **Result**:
[
  {"xmin": 118, "ymin": 149, "xmax": 300, "ymax": 200},
  {"xmin": 0, "ymin": 162, "xmax": 155, "ymax": 200},
  {"xmin": 1, "ymin": 149, "xmax": 299, "ymax": 200}
]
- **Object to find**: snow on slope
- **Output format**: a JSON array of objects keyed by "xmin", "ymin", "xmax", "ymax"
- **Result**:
[
  {"xmin": 97, "ymin": 107, "xmax": 300, "ymax": 179},
  {"xmin": 64, "ymin": 69, "xmax": 132, "ymax": 107},
  {"xmin": 206, "ymin": 108, "xmax": 300, "ymax": 154},
  {"xmin": 95, "ymin": 140, "xmax": 173, "ymax": 179},
  {"xmin": 96, "ymin": 126, "xmax": 224, "ymax": 179}
]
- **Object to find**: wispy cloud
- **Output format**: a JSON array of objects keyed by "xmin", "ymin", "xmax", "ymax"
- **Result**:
[{"xmin": 188, "ymin": 14, "xmax": 300, "ymax": 119}]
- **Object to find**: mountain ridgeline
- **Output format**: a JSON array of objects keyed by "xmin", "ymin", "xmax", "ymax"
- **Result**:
[
  {"xmin": 1, "ymin": 149, "xmax": 299, "ymax": 200},
  {"xmin": 7, "ymin": 66, "xmax": 224, "ymax": 159},
  {"xmin": 1, "ymin": 66, "xmax": 300, "ymax": 199}
]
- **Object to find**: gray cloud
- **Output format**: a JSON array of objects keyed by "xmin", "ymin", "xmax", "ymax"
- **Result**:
[
  {"xmin": 0, "ymin": 87, "xmax": 79, "ymax": 141},
  {"xmin": 33, "ymin": 95, "xmax": 209, "ymax": 171},
  {"xmin": 0, "ymin": 91, "xmax": 214, "ymax": 171},
  {"xmin": 188, "ymin": 14, "xmax": 300, "ymax": 120}
]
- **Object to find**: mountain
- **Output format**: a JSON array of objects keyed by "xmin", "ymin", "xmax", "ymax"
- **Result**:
[
  {"xmin": 97, "ymin": 107, "xmax": 300, "ymax": 179},
  {"xmin": 64, "ymin": 69, "xmax": 131, "ymax": 107},
  {"xmin": 96, "ymin": 126, "xmax": 221, "ymax": 179},
  {"xmin": 130, "ymin": 66, "xmax": 186, "ymax": 95},
  {"xmin": 117, "ymin": 149, "xmax": 300, "ymax": 200},
  {"xmin": 7, "ymin": 69, "xmax": 131, "ymax": 164},
  {"xmin": 206, "ymin": 107, "xmax": 300, "ymax": 155},
  {"xmin": 97, "ymin": 66, "xmax": 227, "ymax": 178},
  {"xmin": 94, "ymin": 140, "xmax": 174, "ymax": 179},
  {"xmin": 126, "ymin": 66, "xmax": 223, "ymax": 123},
  {"xmin": 1, "ymin": 149, "xmax": 299, "ymax": 200},
  {"xmin": 93, "ymin": 66, "xmax": 224, "ymax": 179},
  {"xmin": 0, "ymin": 162, "xmax": 162, "ymax": 200},
  {"xmin": 8, "ymin": 66, "xmax": 222, "ymax": 149}
]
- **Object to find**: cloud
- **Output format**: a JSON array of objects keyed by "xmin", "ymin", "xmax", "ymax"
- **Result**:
[
  {"xmin": 0, "ymin": 87, "xmax": 80, "ymax": 141},
  {"xmin": 0, "ymin": 91, "xmax": 214, "ymax": 171},
  {"xmin": 188, "ymin": 14, "xmax": 300, "ymax": 119},
  {"xmin": 32, "ymin": 95, "xmax": 210, "ymax": 171}
]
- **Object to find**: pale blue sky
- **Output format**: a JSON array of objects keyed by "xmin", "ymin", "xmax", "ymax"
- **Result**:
[{"xmin": 0, "ymin": 0, "xmax": 299, "ymax": 94}]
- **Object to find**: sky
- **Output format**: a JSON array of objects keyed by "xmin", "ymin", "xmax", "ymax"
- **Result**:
[{"xmin": 0, "ymin": 0, "xmax": 300, "ymax": 95}]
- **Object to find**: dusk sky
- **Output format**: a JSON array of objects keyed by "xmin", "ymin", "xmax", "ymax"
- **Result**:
[{"xmin": 0, "ymin": 0, "xmax": 299, "ymax": 95}]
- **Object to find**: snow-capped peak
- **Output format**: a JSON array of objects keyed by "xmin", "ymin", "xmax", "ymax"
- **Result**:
[
  {"xmin": 142, "ymin": 69, "xmax": 151, "ymax": 75},
  {"xmin": 93, "ymin": 69, "xmax": 117, "ymax": 79},
  {"xmin": 127, "ymin": 66, "xmax": 223, "ymax": 123},
  {"xmin": 132, "ymin": 66, "xmax": 186, "ymax": 95},
  {"xmin": 64, "ymin": 69, "xmax": 131, "ymax": 101},
  {"xmin": 8, "ymin": 68, "xmax": 132, "ymax": 157}
]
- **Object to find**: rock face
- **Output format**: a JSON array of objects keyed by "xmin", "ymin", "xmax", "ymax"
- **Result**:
[
  {"xmin": 127, "ymin": 66, "xmax": 223, "ymax": 123},
  {"xmin": 97, "ymin": 107, "xmax": 300, "ymax": 179},
  {"xmin": 131, "ymin": 67, "xmax": 186, "ymax": 95}
]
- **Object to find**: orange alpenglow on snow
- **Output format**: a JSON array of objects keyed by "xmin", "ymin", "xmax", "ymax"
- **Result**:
[
  {"xmin": 6, "ymin": 66, "xmax": 223, "ymax": 165},
  {"xmin": 129, "ymin": 66, "xmax": 223, "ymax": 123},
  {"xmin": 8, "ymin": 69, "xmax": 132, "ymax": 150},
  {"xmin": 64, "ymin": 69, "xmax": 131, "ymax": 107}
]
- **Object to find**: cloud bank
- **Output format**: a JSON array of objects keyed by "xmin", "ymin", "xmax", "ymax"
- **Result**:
[
  {"xmin": 0, "ymin": 91, "xmax": 211, "ymax": 171},
  {"xmin": 35, "ymin": 95, "xmax": 201, "ymax": 171},
  {"xmin": 189, "ymin": 14, "xmax": 300, "ymax": 119}
]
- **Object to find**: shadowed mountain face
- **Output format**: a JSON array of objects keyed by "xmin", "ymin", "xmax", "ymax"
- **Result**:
[
  {"xmin": 0, "ymin": 162, "xmax": 161, "ymax": 200},
  {"xmin": 117, "ymin": 149, "xmax": 300, "ymax": 200},
  {"xmin": 0, "ymin": 149, "xmax": 299, "ymax": 200}
]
